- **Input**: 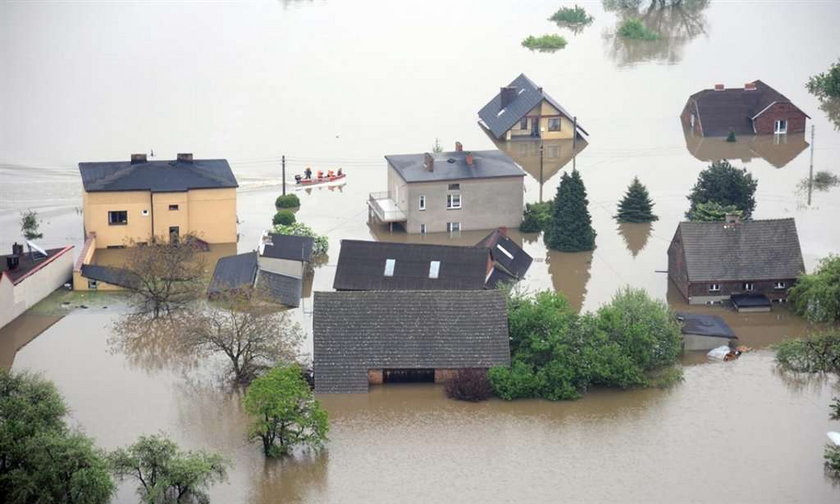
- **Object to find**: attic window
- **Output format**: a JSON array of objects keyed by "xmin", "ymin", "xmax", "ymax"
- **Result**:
[
  {"xmin": 384, "ymin": 259, "xmax": 395, "ymax": 277},
  {"xmin": 518, "ymin": 88, "xmax": 525, "ymax": 95},
  {"xmin": 496, "ymin": 243, "xmax": 514, "ymax": 260},
  {"xmin": 429, "ymin": 261, "xmax": 440, "ymax": 279},
  {"xmin": 496, "ymin": 108, "xmax": 506, "ymax": 117}
]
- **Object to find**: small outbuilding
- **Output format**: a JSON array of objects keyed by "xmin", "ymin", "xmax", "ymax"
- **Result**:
[
  {"xmin": 476, "ymin": 228, "xmax": 533, "ymax": 285},
  {"xmin": 677, "ymin": 312, "xmax": 737, "ymax": 351},
  {"xmin": 313, "ymin": 290, "xmax": 511, "ymax": 393},
  {"xmin": 1, "ymin": 243, "xmax": 74, "ymax": 329}
]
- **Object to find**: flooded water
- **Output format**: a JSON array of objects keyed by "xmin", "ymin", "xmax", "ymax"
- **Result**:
[{"xmin": 2, "ymin": 0, "xmax": 840, "ymax": 502}]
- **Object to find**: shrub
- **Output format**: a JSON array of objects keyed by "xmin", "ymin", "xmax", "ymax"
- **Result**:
[
  {"xmin": 444, "ymin": 369, "xmax": 494, "ymax": 402},
  {"xmin": 774, "ymin": 330, "xmax": 840, "ymax": 374},
  {"xmin": 520, "ymin": 201, "xmax": 553, "ymax": 233},
  {"xmin": 275, "ymin": 193, "xmax": 300, "ymax": 208},
  {"xmin": 549, "ymin": 5, "xmax": 593, "ymax": 25},
  {"xmin": 618, "ymin": 18, "xmax": 660, "ymax": 40},
  {"xmin": 827, "ymin": 444, "xmax": 840, "ymax": 477},
  {"xmin": 522, "ymin": 34, "xmax": 568, "ymax": 52},
  {"xmin": 789, "ymin": 256, "xmax": 840, "ymax": 323},
  {"xmin": 272, "ymin": 210, "xmax": 296, "ymax": 226},
  {"xmin": 726, "ymin": 130, "xmax": 737, "ymax": 142}
]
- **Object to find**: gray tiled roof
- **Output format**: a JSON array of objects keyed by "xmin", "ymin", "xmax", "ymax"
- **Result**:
[
  {"xmin": 676, "ymin": 218, "xmax": 804, "ymax": 282},
  {"xmin": 208, "ymin": 252, "xmax": 258, "ymax": 295},
  {"xmin": 261, "ymin": 234, "xmax": 314, "ymax": 262},
  {"xmin": 477, "ymin": 73, "xmax": 588, "ymax": 139},
  {"xmin": 313, "ymin": 290, "xmax": 511, "ymax": 393},
  {"xmin": 385, "ymin": 149, "xmax": 525, "ymax": 183},
  {"xmin": 256, "ymin": 271, "xmax": 303, "ymax": 308},
  {"xmin": 79, "ymin": 158, "xmax": 238, "ymax": 192},
  {"xmin": 677, "ymin": 312, "xmax": 736, "ymax": 339}
]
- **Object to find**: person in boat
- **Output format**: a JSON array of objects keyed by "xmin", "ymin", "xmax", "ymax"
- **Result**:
[
  {"xmin": 317, "ymin": 169, "xmax": 324, "ymax": 179},
  {"xmin": 304, "ymin": 167, "xmax": 312, "ymax": 179},
  {"xmin": 294, "ymin": 174, "xmax": 302, "ymax": 183},
  {"xmin": 337, "ymin": 168, "xmax": 343, "ymax": 176},
  {"xmin": 327, "ymin": 169, "xmax": 335, "ymax": 178}
]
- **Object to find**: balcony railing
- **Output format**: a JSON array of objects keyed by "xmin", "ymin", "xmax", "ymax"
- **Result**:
[{"xmin": 368, "ymin": 192, "xmax": 407, "ymax": 223}]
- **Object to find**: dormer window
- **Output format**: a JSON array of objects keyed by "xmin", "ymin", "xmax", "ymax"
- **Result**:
[
  {"xmin": 774, "ymin": 281, "xmax": 786, "ymax": 290},
  {"xmin": 429, "ymin": 261, "xmax": 440, "ymax": 279},
  {"xmin": 384, "ymin": 259, "xmax": 395, "ymax": 277},
  {"xmin": 708, "ymin": 284, "xmax": 721, "ymax": 292},
  {"xmin": 743, "ymin": 282, "xmax": 754, "ymax": 291},
  {"xmin": 496, "ymin": 244, "xmax": 514, "ymax": 260}
]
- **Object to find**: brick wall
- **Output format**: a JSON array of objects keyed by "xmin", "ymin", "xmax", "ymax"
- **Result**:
[
  {"xmin": 679, "ymin": 100, "xmax": 704, "ymax": 136},
  {"xmin": 753, "ymin": 103, "xmax": 808, "ymax": 135},
  {"xmin": 687, "ymin": 278, "xmax": 797, "ymax": 301},
  {"xmin": 667, "ymin": 231, "xmax": 690, "ymax": 301}
]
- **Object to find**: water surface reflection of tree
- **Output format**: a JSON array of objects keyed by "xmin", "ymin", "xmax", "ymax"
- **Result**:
[
  {"xmin": 819, "ymin": 98, "xmax": 840, "ymax": 131},
  {"xmin": 603, "ymin": 0, "xmax": 710, "ymax": 66},
  {"xmin": 547, "ymin": 250, "xmax": 593, "ymax": 312},
  {"xmin": 253, "ymin": 452, "xmax": 328, "ymax": 504},
  {"xmin": 617, "ymin": 222, "xmax": 652, "ymax": 257}
]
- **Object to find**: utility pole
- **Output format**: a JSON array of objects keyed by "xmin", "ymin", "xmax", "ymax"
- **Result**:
[
  {"xmin": 281, "ymin": 155, "xmax": 286, "ymax": 196},
  {"xmin": 808, "ymin": 125, "xmax": 815, "ymax": 206},
  {"xmin": 572, "ymin": 116, "xmax": 577, "ymax": 150}
]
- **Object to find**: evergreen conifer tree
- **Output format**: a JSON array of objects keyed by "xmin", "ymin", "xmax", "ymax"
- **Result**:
[
  {"xmin": 545, "ymin": 169, "xmax": 596, "ymax": 252},
  {"xmin": 615, "ymin": 177, "xmax": 658, "ymax": 223}
]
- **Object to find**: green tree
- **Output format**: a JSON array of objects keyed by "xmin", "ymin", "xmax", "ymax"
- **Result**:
[
  {"xmin": 550, "ymin": 5, "xmax": 593, "ymax": 25},
  {"xmin": 243, "ymin": 364, "xmax": 328, "ymax": 457},
  {"xmin": 686, "ymin": 201, "xmax": 743, "ymax": 222},
  {"xmin": 806, "ymin": 59, "xmax": 840, "ymax": 100},
  {"xmin": 615, "ymin": 177, "xmax": 658, "ymax": 223},
  {"xmin": 272, "ymin": 210, "xmax": 296, "ymax": 226},
  {"xmin": 19, "ymin": 209, "xmax": 43, "ymax": 241},
  {"xmin": 686, "ymin": 160, "xmax": 757, "ymax": 219},
  {"xmin": 789, "ymin": 255, "xmax": 840, "ymax": 324},
  {"xmin": 109, "ymin": 434, "xmax": 229, "ymax": 504},
  {"xmin": 271, "ymin": 222, "xmax": 329, "ymax": 257},
  {"xmin": 545, "ymin": 169, "xmax": 596, "ymax": 252},
  {"xmin": 0, "ymin": 370, "xmax": 114, "ymax": 504},
  {"xmin": 520, "ymin": 200, "xmax": 553, "ymax": 233}
]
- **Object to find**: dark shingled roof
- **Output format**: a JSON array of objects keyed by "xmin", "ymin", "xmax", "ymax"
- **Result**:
[
  {"xmin": 80, "ymin": 264, "xmax": 138, "ymax": 289},
  {"xmin": 677, "ymin": 312, "xmax": 736, "ymax": 339},
  {"xmin": 261, "ymin": 234, "xmax": 314, "ymax": 262},
  {"xmin": 476, "ymin": 228, "xmax": 533, "ymax": 279},
  {"xmin": 675, "ymin": 218, "xmax": 804, "ymax": 282},
  {"xmin": 313, "ymin": 290, "xmax": 511, "ymax": 393},
  {"xmin": 256, "ymin": 271, "xmax": 303, "ymax": 308},
  {"xmin": 1, "ymin": 247, "xmax": 71, "ymax": 285},
  {"xmin": 79, "ymin": 158, "xmax": 238, "ymax": 192},
  {"xmin": 333, "ymin": 240, "xmax": 489, "ymax": 291},
  {"xmin": 687, "ymin": 80, "xmax": 809, "ymax": 137},
  {"xmin": 477, "ymin": 73, "xmax": 588, "ymax": 139},
  {"xmin": 208, "ymin": 252, "xmax": 258, "ymax": 295},
  {"xmin": 385, "ymin": 149, "xmax": 525, "ymax": 183}
]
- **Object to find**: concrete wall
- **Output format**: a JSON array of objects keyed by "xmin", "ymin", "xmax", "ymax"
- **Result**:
[
  {"xmin": 387, "ymin": 166, "xmax": 409, "ymax": 213},
  {"xmin": 258, "ymin": 256, "xmax": 304, "ymax": 278},
  {"xmin": 0, "ymin": 247, "xmax": 73, "ymax": 329}
]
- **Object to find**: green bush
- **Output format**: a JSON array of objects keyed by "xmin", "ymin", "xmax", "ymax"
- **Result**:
[
  {"xmin": 726, "ymin": 130, "xmax": 737, "ymax": 142},
  {"xmin": 444, "ymin": 369, "xmax": 494, "ymax": 402},
  {"xmin": 275, "ymin": 193, "xmax": 300, "ymax": 209},
  {"xmin": 549, "ymin": 5, "xmax": 593, "ymax": 25},
  {"xmin": 774, "ymin": 330, "xmax": 840, "ymax": 374},
  {"xmin": 272, "ymin": 210, "xmax": 296, "ymax": 226},
  {"xmin": 522, "ymin": 34, "xmax": 568, "ymax": 51},
  {"xmin": 618, "ymin": 18, "xmax": 660, "ymax": 40},
  {"xmin": 520, "ymin": 201, "xmax": 553, "ymax": 233},
  {"xmin": 789, "ymin": 256, "xmax": 840, "ymax": 323}
]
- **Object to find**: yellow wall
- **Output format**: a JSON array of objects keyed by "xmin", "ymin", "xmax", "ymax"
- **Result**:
[
  {"xmin": 507, "ymin": 100, "xmax": 576, "ymax": 140},
  {"xmin": 187, "ymin": 188, "xmax": 237, "ymax": 243},
  {"xmin": 152, "ymin": 192, "xmax": 190, "ymax": 241},
  {"xmin": 84, "ymin": 191, "xmax": 153, "ymax": 247}
]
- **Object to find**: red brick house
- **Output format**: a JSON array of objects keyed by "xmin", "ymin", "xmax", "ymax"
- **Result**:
[
  {"xmin": 667, "ymin": 217, "xmax": 804, "ymax": 306},
  {"xmin": 681, "ymin": 80, "xmax": 809, "ymax": 137}
]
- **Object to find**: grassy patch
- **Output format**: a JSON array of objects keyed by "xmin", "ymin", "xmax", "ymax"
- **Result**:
[
  {"xmin": 618, "ymin": 18, "xmax": 661, "ymax": 40},
  {"xmin": 549, "ymin": 5, "xmax": 593, "ymax": 25},
  {"xmin": 522, "ymin": 34, "xmax": 568, "ymax": 52}
]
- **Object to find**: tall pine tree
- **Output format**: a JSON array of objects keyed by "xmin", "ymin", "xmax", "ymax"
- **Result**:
[
  {"xmin": 615, "ymin": 177, "xmax": 658, "ymax": 223},
  {"xmin": 545, "ymin": 169, "xmax": 596, "ymax": 252}
]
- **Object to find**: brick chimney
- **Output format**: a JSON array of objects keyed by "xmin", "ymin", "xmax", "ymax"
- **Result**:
[
  {"xmin": 714, "ymin": 84, "xmax": 725, "ymax": 91},
  {"xmin": 500, "ymin": 86, "xmax": 518, "ymax": 108},
  {"xmin": 465, "ymin": 152, "xmax": 474, "ymax": 167},
  {"xmin": 744, "ymin": 82, "xmax": 757, "ymax": 91},
  {"xmin": 423, "ymin": 152, "xmax": 434, "ymax": 172},
  {"xmin": 177, "ymin": 153, "xmax": 194, "ymax": 163},
  {"xmin": 130, "ymin": 153, "xmax": 147, "ymax": 164},
  {"xmin": 455, "ymin": 141, "xmax": 463, "ymax": 152}
]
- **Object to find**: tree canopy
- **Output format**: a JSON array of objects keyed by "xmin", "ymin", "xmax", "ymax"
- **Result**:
[
  {"xmin": 545, "ymin": 169, "xmax": 596, "ymax": 252},
  {"xmin": 789, "ymin": 255, "xmax": 840, "ymax": 324},
  {"xmin": 615, "ymin": 177, "xmax": 658, "ymax": 223},
  {"xmin": 806, "ymin": 59, "xmax": 840, "ymax": 100},
  {"xmin": 243, "ymin": 364, "xmax": 328, "ymax": 457},
  {"xmin": 19, "ymin": 209, "xmax": 43, "ymax": 241},
  {"xmin": 686, "ymin": 160, "xmax": 757, "ymax": 219}
]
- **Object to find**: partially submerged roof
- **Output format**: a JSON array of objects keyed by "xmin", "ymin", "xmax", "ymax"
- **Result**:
[
  {"xmin": 79, "ymin": 156, "xmax": 238, "ymax": 193},
  {"xmin": 208, "ymin": 252, "xmax": 258, "ymax": 295},
  {"xmin": 731, "ymin": 293, "xmax": 772, "ymax": 309},
  {"xmin": 385, "ymin": 149, "xmax": 525, "ymax": 183},
  {"xmin": 478, "ymin": 73, "xmax": 588, "ymax": 139},
  {"xmin": 476, "ymin": 228, "xmax": 533, "ymax": 279},
  {"xmin": 256, "ymin": 271, "xmax": 303, "ymax": 308},
  {"xmin": 676, "ymin": 312, "xmax": 736, "ymax": 339},
  {"xmin": 260, "ymin": 234, "xmax": 314, "ymax": 262},
  {"xmin": 687, "ymin": 80, "xmax": 809, "ymax": 137},
  {"xmin": 674, "ymin": 218, "xmax": 804, "ymax": 282},
  {"xmin": 333, "ymin": 240, "xmax": 489, "ymax": 291},
  {"xmin": 1, "ymin": 246, "xmax": 72, "ymax": 285},
  {"xmin": 313, "ymin": 290, "xmax": 511, "ymax": 393},
  {"xmin": 80, "ymin": 264, "xmax": 138, "ymax": 289}
]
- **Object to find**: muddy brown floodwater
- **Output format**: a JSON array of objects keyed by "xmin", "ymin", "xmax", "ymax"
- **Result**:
[{"xmin": 2, "ymin": 0, "xmax": 840, "ymax": 502}]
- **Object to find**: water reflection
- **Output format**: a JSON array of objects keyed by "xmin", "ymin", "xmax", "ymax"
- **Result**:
[
  {"xmin": 617, "ymin": 222, "xmax": 652, "ymax": 257},
  {"xmin": 109, "ymin": 313, "xmax": 198, "ymax": 373},
  {"xmin": 818, "ymin": 98, "xmax": 840, "ymax": 131},
  {"xmin": 603, "ymin": 0, "xmax": 709, "ymax": 66},
  {"xmin": 682, "ymin": 126, "xmax": 809, "ymax": 169},
  {"xmin": 547, "ymin": 250, "xmax": 593, "ymax": 312},
  {"xmin": 252, "ymin": 453, "xmax": 328, "ymax": 504},
  {"xmin": 490, "ymin": 137, "xmax": 588, "ymax": 202},
  {"xmin": 0, "ymin": 314, "xmax": 62, "ymax": 369}
]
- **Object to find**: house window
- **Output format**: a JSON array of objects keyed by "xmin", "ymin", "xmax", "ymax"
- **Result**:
[
  {"xmin": 447, "ymin": 193, "xmax": 462, "ymax": 209},
  {"xmin": 448, "ymin": 183, "xmax": 460, "ymax": 190},
  {"xmin": 384, "ymin": 258, "xmax": 395, "ymax": 277},
  {"xmin": 420, "ymin": 224, "xmax": 427, "ymax": 234},
  {"xmin": 447, "ymin": 222, "xmax": 461, "ymax": 233},
  {"xmin": 743, "ymin": 282, "xmax": 754, "ymax": 291},
  {"xmin": 108, "ymin": 210, "xmax": 128, "ymax": 225},
  {"xmin": 429, "ymin": 260, "xmax": 440, "ymax": 279},
  {"xmin": 708, "ymin": 283, "xmax": 721, "ymax": 292},
  {"xmin": 774, "ymin": 119, "xmax": 787, "ymax": 134},
  {"xmin": 169, "ymin": 204, "xmax": 179, "ymax": 211},
  {"xmin": 520, "ymin": 117, "xmax": 528, "ymax": 130},
  {"xmin": 418, "ymin": 195, "xmax": 426, "ymax": 211},
  {"xmin": 87, "ymin": 279, "xmax": 98, "ymax": 290},
  {"xmin": 774, "ymin": 281, "xmax": 786, "ymax": 290},
  {"xmin": 690, "ymin": 113, "xmax": 696, "ymax": 128},
  {"xmin": 548, "ymin": 117, "xmax": 561, "ymax": 131}
]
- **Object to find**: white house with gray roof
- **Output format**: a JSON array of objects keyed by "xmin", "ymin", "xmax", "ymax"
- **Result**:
[{"xmin": 368, "ymin": 143, "xmax": 526, "ymax": 233}]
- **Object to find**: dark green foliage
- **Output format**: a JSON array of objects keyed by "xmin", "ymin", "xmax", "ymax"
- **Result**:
[
  {"xmin": 20, "ymin": 209, "xmax": 43, "ymax": 241},
  {"xmin": 490, "ymin": 288, "xmax": 683, "ymax": 400},
  {"xmin": 545, "ymin": 169, "xmax": 596, "ymax": 252},
  {"xmin": 615, "ymin": 177, "xmax": 658, "ymax": 223},
  {"xmin": 806, "ymin": 59, "xmax": 840, "ymax": 100},
  {"xmin": 520, "ymin": 201, "xmax": 553, "ymax": 233},
  {"xmin": 774, "ymin": 330, "xmax": 840, "ymax": 374},
  {"xmin": 827, "ymin": 444, "xmax": 840, "ymax": 477},
  {"xmin": 275, "ymin": 194, "xmax": 300, "ymax": 209},
  {"xmin": 272, "ymin": 210, "xmax": 296, "ymax": 226},
  {"xmin": 271, "ymin": 222, "xmax": 329, "ymax": 256},
  {"xmin": 813, "ymin": 171, "xmax": 840, "ymax": 190},
  {"xmin": 686, "ymin": 160, "xmax": 758, "ymax": 219},
  {"xmin": 686, "ymin": 201, "xmax": 742, "ymax": 222},
  {"xmin": 522, "ymin": 34, "xmax": 568, "ymax": 52},
  {"xmin": 830, "ymin": 398, "xmax": 840, "ymax": 421},
  {"xmin": 617, "ymin": 18, "xmax": 660, "ymax": 40},
  {"xmin": 550, "ymin": 5, "xmax": 593, "ymax": 25},
  {"xmin": 726, "ymin": 130, "xmax": 736, "ymax": 142},
  {"xmin": 444, "ymin": 369, "xmax": 493, "ymax": 402},
  {"xmin": 109, "ymin": 434, "xmax": 229, "ymax": 504},
  {"xmin": 0, "ymin": 370, "xmax": 114, "ymax": 504},
  {"xmin": 789, "ymin": 255, "xmax": 840, "ymax": 323}
]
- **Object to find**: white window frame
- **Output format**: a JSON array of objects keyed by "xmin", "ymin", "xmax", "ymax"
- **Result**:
[
  {"xmin": 774, "ymin": 119, "xmax": 787, "ymax": 134},
  {"xmin": 447, "ymin": 193, "xmax": 462, "ymax": 209},
  {"xmin": 384, "ymin": 258, "xmax": 395, "ymax": 277},
  {"xmin": 547, "ymin": 117, "xmax": 561, "ymax": 131},
  {"xmin": 708, "ymin": 283, "xmax": 721, "ymax": 292},
  {"xmin": 418, "ymin": 195, "xmax": 426, "ymax": 211},
  {"xmin": 743, "ymin": 282, "xmax": 754, "ymax": 291},
  {"xmin": 429, "ymin": 260, "xmax": 440, "ymax": 279},
  {"xmin": 446, "ymin": 222, "xmax": 461, "ymax": 233},
  {"xmin": 774, "ymin": 281, "xmax": 786, "ymax": 290}
]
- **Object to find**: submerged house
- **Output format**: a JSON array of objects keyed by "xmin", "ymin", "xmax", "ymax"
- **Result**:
[
  {"xmin": 478, "ymin": 73, "xmax": 588, "ymax": 141},
  {"xmin": 313, "ymin": 290, "xmax": 511, "ymax": 393},
  {"xmin": 677, "ymin": 312, "xmax": 737, "ymax": 351},
  {"xmin": 1, "ymin": 243, "xmax": 74, "ymax": 329},
  {"xmin": 368, "ymin": 144, "xmax": 526, "ymax": 234},
  {"xmin": 477, "ymin": 228, "xmax": 533, "ymax": 287},
  {"xmin": 680, "ymin": 81, "xmax": 809, "ymax": 137},
  {"xmin": 667, "ymin": 217, "xmax": 804, "ymax": 306}
]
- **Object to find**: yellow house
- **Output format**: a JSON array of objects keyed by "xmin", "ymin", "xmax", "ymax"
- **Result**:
[
  {"xmin": 478, "ymin": 73, "xmax": 588, "ymax": 142},
  {"xmin": 79, "ymin": 153, "xmax": 238, "ymax": 247}
]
